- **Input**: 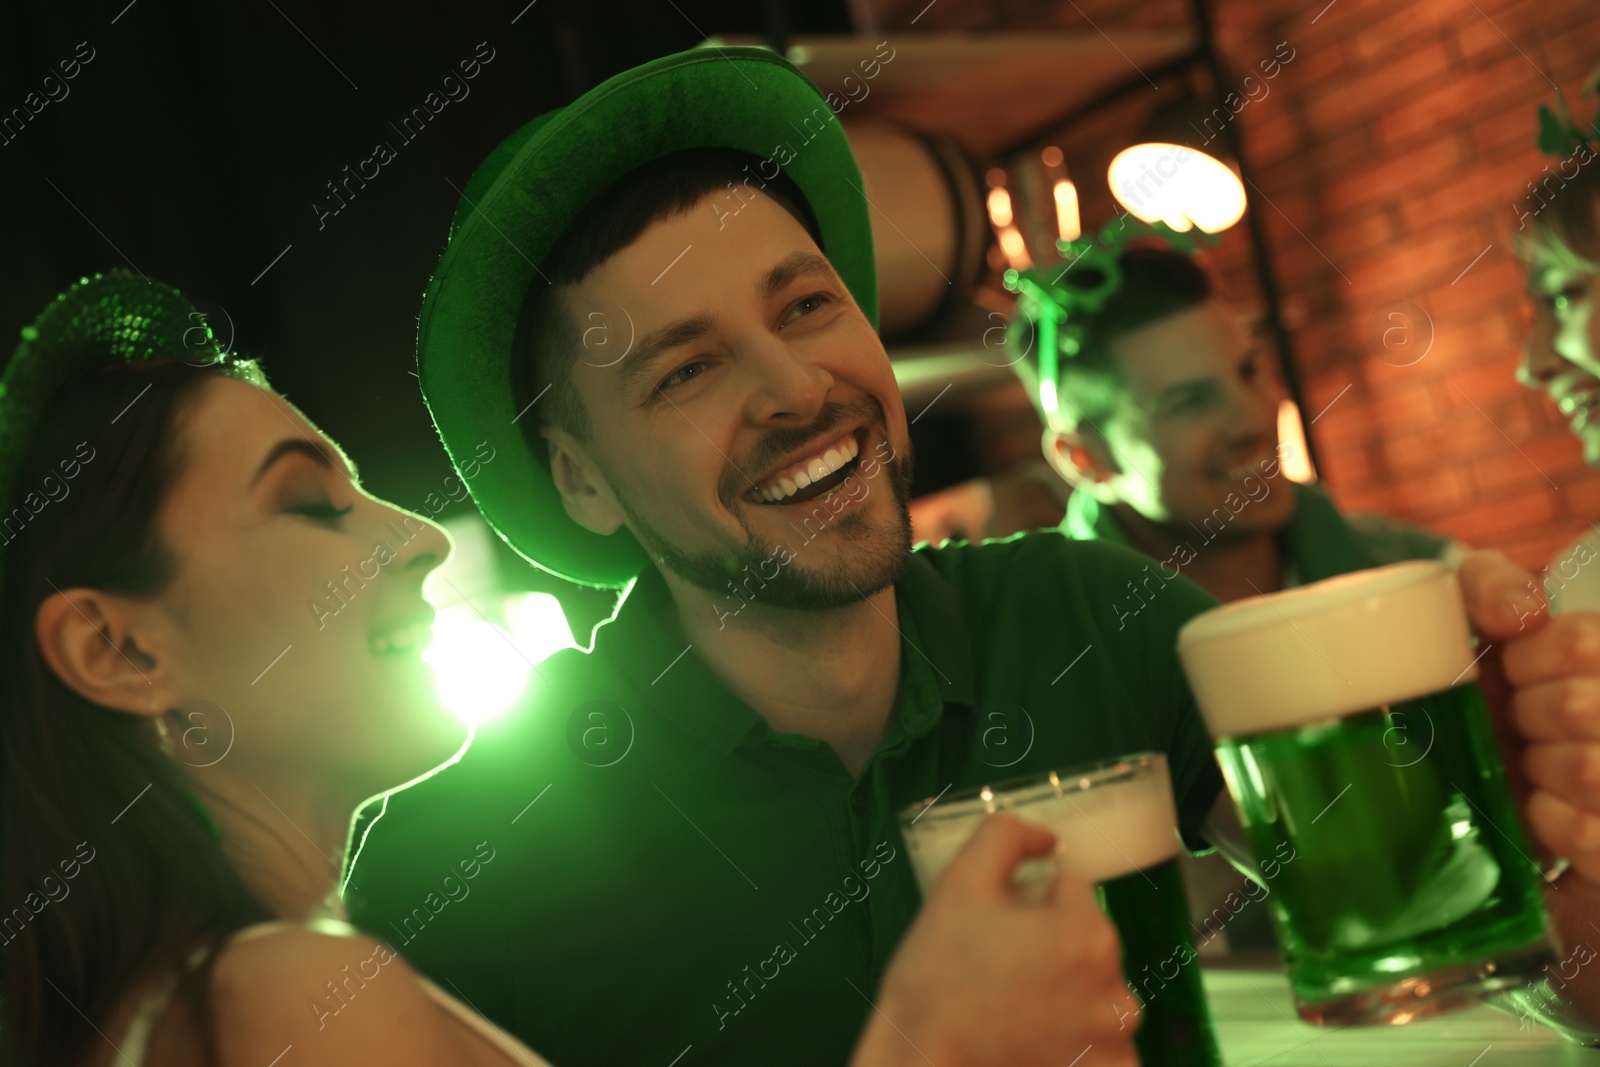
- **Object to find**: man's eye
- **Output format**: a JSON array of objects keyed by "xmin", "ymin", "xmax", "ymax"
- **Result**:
[
  {"xmin": 1161, "ymin": 386, "xmax": 1228, "ymax": 418},
  {"xmin": 783, "ymin": 292, "xmax": 835, "ymax": 325},
  {"xmin": 657, "ymin": 361, "xmax": 707, "ymax": 392},
  {"xmin": 292, "ymin": 501, "xmax": 354, "ymax": 525}
]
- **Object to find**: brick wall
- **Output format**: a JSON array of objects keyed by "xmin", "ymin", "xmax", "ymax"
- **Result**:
[{"xmin": 882, "ymin": 0, "xmax": 1600, "ymax": 572}]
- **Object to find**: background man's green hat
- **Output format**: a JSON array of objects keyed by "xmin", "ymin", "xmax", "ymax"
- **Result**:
[{"xmin": 417, "ymin": 46, "xmax": 877, "ymax": 589}]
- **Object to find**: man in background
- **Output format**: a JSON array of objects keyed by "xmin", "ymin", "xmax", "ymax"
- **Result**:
[
  {"xmin": 1011, "ymin": 245, "xmax": 1462, "ymax": 604},
  {"xmin": 1007, "ymin": 243, "xmax": 1463, "ymax": 950}
]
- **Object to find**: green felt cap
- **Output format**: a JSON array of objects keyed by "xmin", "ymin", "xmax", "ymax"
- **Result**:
[{"xmin": 416, "ymin": 46, "xmax": 877, "ymax": 588}]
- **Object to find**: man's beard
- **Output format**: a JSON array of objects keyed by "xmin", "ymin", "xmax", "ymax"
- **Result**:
[{"xmin": 618, "ymin": 442, "xmax": 916, "ymax": 612}]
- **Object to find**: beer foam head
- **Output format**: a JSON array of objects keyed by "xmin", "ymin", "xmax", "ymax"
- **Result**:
[
  {"xmin": 1013, "ymin": 765, "xmax": 1181, "ymax": 882},
  {"xmin": 901, "ymin": 755, "xmax": 1180, "ymax": 891},
  {"xmin": 1177, "ymin": 560, "xmax": 1478, "ymax": 739}
]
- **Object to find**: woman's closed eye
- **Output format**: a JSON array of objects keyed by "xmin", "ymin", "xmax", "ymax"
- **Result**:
[{"xmin": 290, "ymin": 500, "xmax": 354, "ymax": 526}]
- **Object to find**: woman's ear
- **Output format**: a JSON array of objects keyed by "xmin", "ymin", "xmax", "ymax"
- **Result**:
[
  {"xmin": 541, "ymin": 427, "xmax": 626, "ymax": 536},
  {"xmin": 34, "ymin": 588, "xmax": 174, "ymax": 717}
]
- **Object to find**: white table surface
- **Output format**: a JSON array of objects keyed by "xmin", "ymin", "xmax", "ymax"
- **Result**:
[{"xmin": 1204, "ymin": 966, "xmax": 1593, "ymax": 1065}]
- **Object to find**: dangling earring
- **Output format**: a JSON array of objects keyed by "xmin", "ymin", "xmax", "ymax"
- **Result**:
[{"xmin": 151, "ymin": 697, "xmax": 174, "ymax": 758}]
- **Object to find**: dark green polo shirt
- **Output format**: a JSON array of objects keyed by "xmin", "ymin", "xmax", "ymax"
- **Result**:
[
  {"xmin": 1061, "ymin": 481, "xmax": 1452, "ymax": 587},
  {"xmin": 343, "ymin": 532, "xmax": 1225, "ymax": 1067}
]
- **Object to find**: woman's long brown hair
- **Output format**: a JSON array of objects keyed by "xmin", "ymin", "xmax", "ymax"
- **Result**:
[{"xmin": 0, "ymin": 357, "xmax": 275, "ymax": 1065}]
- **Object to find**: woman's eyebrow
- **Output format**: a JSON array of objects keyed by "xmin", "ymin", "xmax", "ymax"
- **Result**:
[{"xmin": 250, "ymin": 438, "xmax": 360, "ymax": 486}]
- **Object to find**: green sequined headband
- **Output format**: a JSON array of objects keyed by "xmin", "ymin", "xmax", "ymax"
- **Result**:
[
  {"xmin": 1002, "ymin": 218, "xmax": 1212, "ymax": 424},
  {"xmin": 0, "ymin": 271, "xmax": 236, "ymax": 592}
]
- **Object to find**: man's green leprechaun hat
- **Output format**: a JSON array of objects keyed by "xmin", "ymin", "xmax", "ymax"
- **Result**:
[{"xmin": 416, "ymin": 46, "xmax": 878, "ymax": 588}]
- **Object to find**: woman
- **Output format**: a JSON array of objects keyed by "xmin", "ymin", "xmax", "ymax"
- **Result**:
[
  {"xmin": 1516, "ymin": 78, "xmax": 1600, "ymax": 613},
  {"xmin": 0, "ymin": 273, "xmax": 1137, "ymax": 1067}
]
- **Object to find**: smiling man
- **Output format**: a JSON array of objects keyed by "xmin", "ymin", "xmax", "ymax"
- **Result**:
[
  {"xmin": 343, "ymin": 50, "xmax": 1223, "ymax": 1067},
  {"xmin": 344, "ymin": 45, "xmax": 1600, "ymax": 1066},
  {"xmin": 535, "ymin": 170, "xmax": 922, "ymax": 775},
  {"xmin": 1007, "ymin": 244, "xmax": 1466, "ymax": 952},
  {"xmin": 1010, "ymin": 245, "xmax": 1462, "ymax": 608}
]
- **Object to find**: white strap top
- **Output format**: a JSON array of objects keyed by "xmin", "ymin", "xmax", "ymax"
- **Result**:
[{"xmin": 119, "ymin": 921, "xmax": 552, "ymax": 1066}]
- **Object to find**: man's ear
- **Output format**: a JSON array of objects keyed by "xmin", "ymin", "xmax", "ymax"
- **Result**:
[
  {"xmin": 541, "ymin": 426, "xmax": 627, "ymax": 536},
  {"xmin": 1042, "ymin": 426, "xmax": 1119, "ymax": 496},
  {"xmin": 34, "ymin": 589, "xmax": 174, "ymax": 717}
]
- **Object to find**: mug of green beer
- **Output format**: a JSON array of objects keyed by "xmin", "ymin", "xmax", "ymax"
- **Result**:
[
  {"xmin": 899, "ymin": 753, "xmax": 1221, "ymax": 1067},
  {"xmin": 1177, "ymin": 559, "xmax": 1556, "ymax": 1025}
]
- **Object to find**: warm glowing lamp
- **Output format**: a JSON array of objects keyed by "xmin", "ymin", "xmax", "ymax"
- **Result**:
[
  {"xmin": 997, "ymin": 225, "xmax": 1032, "ymax": 269},
  {"xmin": 986, "ymin": 186, "xmax": 1014, "ymax": 229},
  {"xmin": 1106, "ymin": 143, "xmax": 1246, "ymax": 234},
  {"xmin": 1276, "ymin": 398, "xmax": 1316, "ymax": 484},
  {"xmin": 1052, "ymin": 179, "xmax": 1081, "ymax": 242}
]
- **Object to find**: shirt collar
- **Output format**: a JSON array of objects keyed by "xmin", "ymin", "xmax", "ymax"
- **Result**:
[
  {"xmin": 597, "ymin": 564, "xmax": 763, "ymax": 754},
  {"xmin": 593, "ymin": 551, "xmax": 978, "ymax": 755},
  {"xmin": 890, "ymin": 549, "xmax": 979, "ymax": 736}
]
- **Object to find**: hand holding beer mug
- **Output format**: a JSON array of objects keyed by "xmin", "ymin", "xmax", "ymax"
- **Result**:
[
  {"xmin": 862, "ymin": 813, "xmax": 1139, "ymax": 1067},
  {"xmin": 899, "ymin": 754, "xmax": 1222, "ymax": 1067},
  {"xmin": 1178, "ymin": 560, "xmax": 1556, "ymax": 1025}
]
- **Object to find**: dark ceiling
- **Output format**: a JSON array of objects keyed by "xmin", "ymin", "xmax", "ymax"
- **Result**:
[
  {"xmin": 1, "ymin": 0, "xmax": 854, "ymax": 510},
  {"xmin": 1, "ymin": 0, "xmax": 855, "ymax": 622}
]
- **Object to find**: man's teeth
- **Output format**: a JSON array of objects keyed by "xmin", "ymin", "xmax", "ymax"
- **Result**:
[
  {"xmin": 370, "ymin": 620, "xmax": 433, "ymax": 656},
  {"xmin": 753, "ymin": 433, "xmax": 860, "ymax": 504},
  {"xmin": 1218, "ymin": 457, "xmax": 1270, "ymax": 483}
]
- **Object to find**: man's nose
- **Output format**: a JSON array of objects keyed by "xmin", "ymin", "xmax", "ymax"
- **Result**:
[{"xmin": 744, "ymin": 339, "xmax": 833, "ymax": 424}]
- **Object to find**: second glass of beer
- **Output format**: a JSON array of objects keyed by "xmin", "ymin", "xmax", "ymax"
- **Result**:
[
  {"xmin": 899, "ymin": 753, "xmax": 1221, "ymax": 1067},
  {"xmin": 1178, "ymin": 560, "xmax": 1556, "ymax": 1025}
]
